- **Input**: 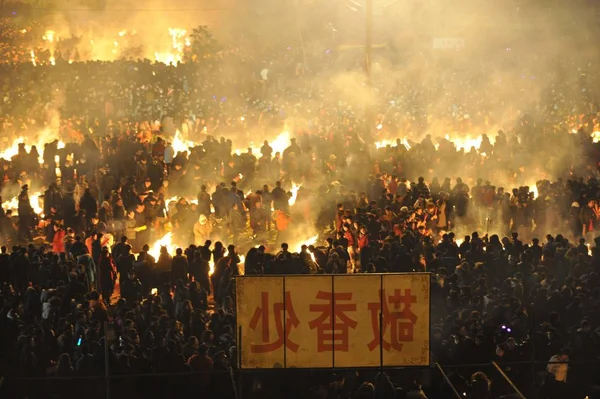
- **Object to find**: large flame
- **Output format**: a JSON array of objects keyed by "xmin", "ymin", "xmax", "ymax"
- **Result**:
[
  {"xmin": 146, "ymin": 230, "xmax": 244, "ymax": 276},
  {"xmin": 375, "ymin": 138, "xmax": 411, "ymax": 150},
  {"xmin": 0, "ymin": 136, "xmax": 65, "ymax": 164},
  {"xmin": 294, "ymin": 234, "xmax": 319, "ymax": 263},
  {"xmin": 2, "ymin": 192, "xmax": 43, "ymax": 215},
  {"xmin": 171, "ymin": 130, "xmax": 195, "ymax": 154},
  {"xmin": 42, "ymin": 30, "xmax": 56, "ymax": 65},
  {"xmin": 267, "ymin": 130, "xmax": 292, "ymax": 155},
  {"xmin": 42, "ymin": 30, "xmax": 55, "ymax": 43},
  {"xmin": 235, "ymin": 130, "xmax": 291, "ymax": 156},
  {"xmin": 288, "ymin": 182, "xmax": 301, "ymax": 206},
  {"xmin": 294, "ymin": 235, "xmax": 318, "ymax": 252},
  {"xmin": 376, "ymin": 133, "xmax": 495, "ymax": 152},
  {"xmin": 148, "ymin": 232, "xmax": 177, "ymax": 261},
  {"xmin": 444, "ymin": 134, "xmax": 483, "ymax": 152},
  {"xmin": 154, "ymin": 28, "xmax": 189, "ymax": 65},
  {"xmin": 526, "ymin": 183, "xmax": 539, "ymax": 199}
]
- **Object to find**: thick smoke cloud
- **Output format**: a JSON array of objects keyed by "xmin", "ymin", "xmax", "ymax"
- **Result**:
[{"xmin": 7, "ymin": 0, "xmax": 600, "ymax": 241}]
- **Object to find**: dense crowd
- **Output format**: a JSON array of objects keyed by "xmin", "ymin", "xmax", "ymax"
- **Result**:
[{"xmin": 3, "ymin": 14, "xmax": 600, "ymax": 399}]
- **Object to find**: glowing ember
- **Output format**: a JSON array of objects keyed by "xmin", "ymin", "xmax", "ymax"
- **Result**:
[
  {"xmin": 592, "ymin": 131, "xmax": 600, "ymax": 143},
  {"xmin": 30, "ymin": 50, "xmax": 36, "ymax": 66}
]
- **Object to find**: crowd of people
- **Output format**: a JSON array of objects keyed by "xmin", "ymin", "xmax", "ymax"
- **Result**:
[{"xmin": 2, "ymin": 12, "xmax": 600, "ymax": 399}]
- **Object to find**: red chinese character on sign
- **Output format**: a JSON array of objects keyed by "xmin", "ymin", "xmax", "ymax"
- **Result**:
[
  {"xmin": 308, "ymin": 291, "xmax": 358, "ymax": 352},
  {"xmin": 249, "ymin": 291, "xmax": 300, "ymax": 353},
  {"xmin": 367, "ymin": 289, "xmax": 418, "ymax": 351}
]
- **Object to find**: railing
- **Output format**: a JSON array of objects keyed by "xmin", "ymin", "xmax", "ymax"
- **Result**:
[
  {"xmin": 0, "ymin": 321, "xmax": 596, "ymax": 399},
  {"xmin": 2, "ymin": 359, "xmax": 597, "ymax": 399}
]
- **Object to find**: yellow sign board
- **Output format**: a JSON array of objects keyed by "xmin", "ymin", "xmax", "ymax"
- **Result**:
[{"xmin": 236, "ymin": 274, "xmax": 430, "ymax": 369}]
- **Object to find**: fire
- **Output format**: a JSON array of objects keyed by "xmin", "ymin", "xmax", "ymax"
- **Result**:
[
  {"xmin": 269, "ymin": 130, "xmax": 292, "ymax": 155},
  {"xmin": 0, "ymin": 136, "xmax": 65, "ymax": 164},
  {"xmin": 1, "ymin": 133, "xmax": 62, "ymax": 211},
  {"xmin": 146, "ymin": 230, "xmax": 242, "ymax": 277},
  {"xmin": 42, "ymin": 30, "xmax": 56, "ymax": 66},
  {"xmin": 30, "ymin": 50, "xmax": 36, "ymax": 66},
  {"xmin": 169, "ymin": 28, "xmax": 187, "ymax": 52},
  {"xmin": 375, "ymin": 139, "xmax": 394, "ymax": 149},
  {"xmin": 528, "ymin": 184, "xmax": 539, "ymax": 199},
  {"xmin": 165, "ymin": 196, "xmax": 198, "ymax": 215},
  {"xmin": 376, "ymin": 134, "xmax": 499, "ymax": 152},
  {"xmin": 375, "ymin": 138, "xmax": 411, "ymax": 150},
  {"xmin": 294, "ymin": 234, "xmax": 319, "ymax": 262},
  {"xmin": 2, "ymin": 192, "xmax": 43, "ymax": 215},
  {"xmin": 118, "ymin": 30, "xmax": 127, "ymax": 37},
  {"xmin": 148, "ymin": 232, "xmax": 177, "ymax": 260},
  {"xmin": 592, "ymin": 131, "xmax": 600, "ymax": 143},
  {"xmin": 42, "ymin": 30, "xmax": 55, "ymax": 43},
  {"xmin": 295, "ymin": 235, "xmax": 319, "ymax": 251},
  {"xmin": 444, "ymin": 134, "xmax": 482, "ymax": 151},
  {"xmin": 235, "ymin": 130, "xmax": 292, "ymax": 156},
  {"xmin": 154, "ymin": 28, "xmax": 189, "ymax": 65},
  {"xmin": 171, "ymin": 130, "xmax": 195, "ymax": 154},
  {"xmin": 288, "ymin": 182, "xmax": 301, "ymax": 206}
]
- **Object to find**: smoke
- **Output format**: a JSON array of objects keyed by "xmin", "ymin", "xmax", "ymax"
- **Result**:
[
  {"xmin": 32, "ymin": 0, "xmax": 222, "ymax": 62},
  {"xmin": 7, "ymin": 0, "xmax": 600, "ymax": 229}
]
